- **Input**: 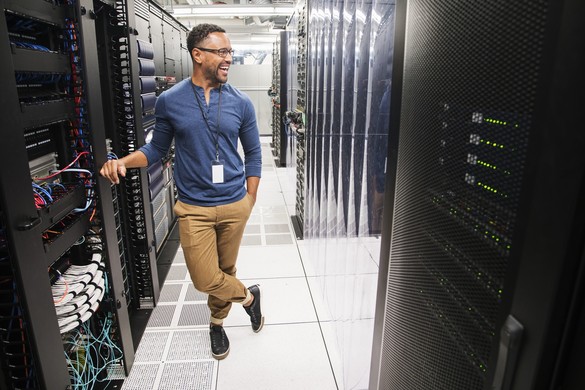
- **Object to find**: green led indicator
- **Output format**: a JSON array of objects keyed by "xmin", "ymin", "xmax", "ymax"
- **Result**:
[
  {"xmin": 480, "ymin": 139, "xmax": 505, "ymax": 148},
  {"xmin": 478, "ymin": 160, "xmax": 498, "ymax": 170},
  {"xmin": 485, "ymin": 118, "xmax": 508, "ymax": 125}
]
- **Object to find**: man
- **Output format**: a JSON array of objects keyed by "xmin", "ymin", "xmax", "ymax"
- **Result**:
[{"xmin": 100, "ymin": 23, "xmax": 263, "ymax": 360}]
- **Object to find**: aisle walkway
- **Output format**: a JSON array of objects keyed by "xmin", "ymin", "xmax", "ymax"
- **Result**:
[{"xmin": 121, "ymin": 138, "xmax": 339, "ymax": 390}]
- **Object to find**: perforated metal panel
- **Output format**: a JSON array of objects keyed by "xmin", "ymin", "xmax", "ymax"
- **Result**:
[
  {"xmin": 134, "ymin": 331, "xmax": 170, "ymax": 362},
  {"xmin": 379, "ymin": 0, "xmax": 549, "ymax": 388},
  {"xmin": 166, "ymin": 265, "xmax": 189, "ymax": 281},
  {"xmin": 177, "ymin": 304, "xmax": 211, "ymax": 327},
  {"xmin": 147, "ymin": 305, "xmax": 176, "ymax": 327},
  {"xmin": 121, "ymin": 363, "xmax": 160, "ymax": 390},
  {"xmin": 173, "ymin": 250, "xmax": 186, "ymax": 264},
  {"xmin": 185, "ymin": 284, "xmax": 208, "ymax": 302},
  {"xmin": 158, "ymin": 362, "xmax": 215, "ymax": 390},
  {"xmin": 159, "ymin": 283, "xmax": 183, "ymax": 303},
  {"xmin": 166, "ymin": 330, "xmax": 211, "ymax": 361}
]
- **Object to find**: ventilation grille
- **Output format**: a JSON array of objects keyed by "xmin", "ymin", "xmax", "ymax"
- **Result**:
[{"xmin": 134, "ymin": 0, "xmax": 149, "ymax": 21}]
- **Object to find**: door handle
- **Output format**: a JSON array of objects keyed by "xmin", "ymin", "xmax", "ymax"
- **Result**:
[{"xmin": 492, "ymin": 315, "xmax": 524, "ymax": 390}]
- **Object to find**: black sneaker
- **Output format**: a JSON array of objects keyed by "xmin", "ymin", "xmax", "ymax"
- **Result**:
[
  {"xmin": 244, "ymin": 284, "xmax": 264, "ymax": 333},
  {"xmin": 209, "ymin": 325, "xmax": 230, "ymax": 360}
]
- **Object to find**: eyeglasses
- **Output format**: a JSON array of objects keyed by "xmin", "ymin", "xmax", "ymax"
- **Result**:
[{"xmin": 195, "ymin": 47, "xmax": 234, "ymax": 58}]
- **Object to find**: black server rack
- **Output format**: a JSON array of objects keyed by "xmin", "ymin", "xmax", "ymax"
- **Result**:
[
  {"xmin": 270, "ymin": 39, "xmax": 281, "ymax": 162},
  {"xmin": 371, "ymin": 0, "xmax": 585, "ymax": 389},
  {"xmin": 143, "ymin": 0, "xmax": 190, "ymax": 82},
  {"xmin": 286, "ymin": 1, "xmax": 307, "ymax": 239},
  {"xmin": 0, "ymin": 0, "xmax": 135, "ymax": 388},
  {"xmin": 272, "ymin": 31, "xmax": 290, "ymax": 168},
  {"xmin": 95, "ymin": 0, "xmax": 160, "ymax": 311}
]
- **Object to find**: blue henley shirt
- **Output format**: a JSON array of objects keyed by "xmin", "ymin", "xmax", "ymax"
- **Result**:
[{"xmin": 139, "ymin": 78, "xmax": 262, "ymax": 206}]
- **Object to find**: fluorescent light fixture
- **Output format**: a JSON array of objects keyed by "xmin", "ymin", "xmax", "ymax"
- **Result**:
[
  {"xmin": 250, "ymin": 35, "xmax": 278, "ymax": 43},
  {"xmin": 172, "ymin": 8, "xmax": 193, "ymax": 15},
  {"xmin": 171, "ymin": 4, "xmax": 295, "ymax": 18}
]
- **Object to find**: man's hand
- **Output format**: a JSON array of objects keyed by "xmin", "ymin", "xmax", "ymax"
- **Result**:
[
  {"xmin": 99, "ymin": 151, "xmax": 148, "ymax": 184},
  {"xmin": 100, "ymin": 159, "xmax": 127, "ymax": 184}
]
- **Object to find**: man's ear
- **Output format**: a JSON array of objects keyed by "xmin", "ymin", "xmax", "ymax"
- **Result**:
[{"xmin": 192, "ymin": 49, "xmax": 202, "ymax": 65}]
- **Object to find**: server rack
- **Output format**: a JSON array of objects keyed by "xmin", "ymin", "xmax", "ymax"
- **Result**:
[
  {"xmin": 371, "ymin": 0, "xmax": 585, "ymax": 388},
  {"xmin": 95, "ymin": 0, "xmax": 160, "ymax": 311},
  {"xmin": 286, "ymin": 1, "xmax": 307, "ymax": 239},
  {"xmin": 271, "ymin": 31, "xmax": 290, "ymax": 168},
  {"xmin": 270, "ymin": 39, "xmax": 281, "ymax": 162},
  {"xmin": 301, "ymin": 0, "xmax": 395, "ymax": 241},
  {"xmin": 0, "ymin": 0, "xmax": 135, "ymax": 387}
]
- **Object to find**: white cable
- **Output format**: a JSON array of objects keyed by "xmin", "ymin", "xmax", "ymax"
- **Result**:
[
  {"xmin": 58, "ymin": 276, "xmax": 105, "ymax": 328},
  {"xmin": 55, "ymin": 270, "xmax": 104, "ymax": 315},
  {"xmin": 59, "ymin": 281, "xmax": 106, "ymax": 334}
]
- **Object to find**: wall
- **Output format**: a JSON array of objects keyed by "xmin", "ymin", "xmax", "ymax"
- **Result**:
[{"xmin": 227, "ymin": 64, "xmax": 273, "ymax": 136}]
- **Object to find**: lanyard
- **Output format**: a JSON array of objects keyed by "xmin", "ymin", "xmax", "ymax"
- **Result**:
[{"xmin": 191, "ymin": 83, "xmax": 223, "ymax": 161}]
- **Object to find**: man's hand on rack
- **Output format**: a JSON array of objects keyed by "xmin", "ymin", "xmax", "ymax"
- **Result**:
[{"xmin": 100, "ymin": 159, "xmax": 127, "ymax": 185}]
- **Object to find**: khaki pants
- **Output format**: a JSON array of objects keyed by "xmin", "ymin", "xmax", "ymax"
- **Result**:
[{"xmin": 174, "ymin": 194, "xmax": 254, "ymax": 324}]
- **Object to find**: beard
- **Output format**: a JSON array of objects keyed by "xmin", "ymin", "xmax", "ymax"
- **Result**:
[{"xmin": 204, "ymin": 64, "xmax": 227, "ymax": 85}]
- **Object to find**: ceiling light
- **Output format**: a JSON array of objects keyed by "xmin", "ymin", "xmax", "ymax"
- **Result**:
[{"xmin": 171, "ymin": 4, "xmax": 295, "ymax": 18}]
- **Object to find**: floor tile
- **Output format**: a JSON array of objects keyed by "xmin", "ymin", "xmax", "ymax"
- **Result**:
[
  {"xmin": 265, "ymin": 234, "xmax": 293, "ymax": 245},
  {"xmin": 222, "ymin": 277, "xmax": 317, "ymax": 327},
  {"xmin": 216, "ymin": 323, "xmax": 337, "ymax": 390},
  {"xmin": 236, "ymin": 245, "xmax": 305, "ymax": 279},
  {"xmin": 241, "ymin": 235, "xmax": 262, "ymax": 246},
  {"xmin": 244, "ymin": 224, "xmax": 261, "ymax": 234}
]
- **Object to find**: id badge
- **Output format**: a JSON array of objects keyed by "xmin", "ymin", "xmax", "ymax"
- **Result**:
[{"xmin": 211, "ymin": 160, "xmax": 224, "ymax": 184}]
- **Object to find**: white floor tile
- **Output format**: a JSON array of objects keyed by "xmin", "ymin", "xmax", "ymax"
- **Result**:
[
  {"xmin": 222, "ymin": 277, "xmax": 317, "ymax": 327},
  {"xmin": 216, "ymin": 323, "xmax": 337, "ymax": 390},
  {"xmin": 236, "ymin": 245, "xmax": 305, "ymax": 279}
]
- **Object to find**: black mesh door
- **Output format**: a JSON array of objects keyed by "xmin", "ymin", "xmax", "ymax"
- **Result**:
[{"xmin": 379, "ymin": 0, "xmax": 550, "ymax": 388}]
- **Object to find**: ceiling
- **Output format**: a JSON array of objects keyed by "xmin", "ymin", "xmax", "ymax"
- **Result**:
[{"xmin": 152, "ymin": 0, "xmax": 297, "ymax": 42}]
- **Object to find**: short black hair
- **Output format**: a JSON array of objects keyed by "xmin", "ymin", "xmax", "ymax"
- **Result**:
[{"xmin": 187, "ymin": 23, "xmax": 226, "ymax": 55}]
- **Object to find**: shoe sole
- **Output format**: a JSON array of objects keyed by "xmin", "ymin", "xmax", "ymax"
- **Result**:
[
  {"xmin": 253, "ymin": 316, "xmax": 265, "ymax": 333},
  {"xmin": 212, "ymin": 346, "xmax": 230, "ymax": 360},
  {"xmin": 251, "ymin": 284, "xmax": 264, "ymax": 333}
]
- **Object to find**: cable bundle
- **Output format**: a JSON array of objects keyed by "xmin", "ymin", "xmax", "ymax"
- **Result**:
[
  {"xmin": 63, "ymin": 318, "xmax": 123, "ymax": 389},
  {"xmin": 52, "ymin": 253, "xmax": 106, "ymax": 334},
  {"xmin": 15, "ymin": 72, "xmax": 64, "ymax": 84},
  {"xmin": 12, "ymin": 40, "xmax": 51, "ymax": 52}
]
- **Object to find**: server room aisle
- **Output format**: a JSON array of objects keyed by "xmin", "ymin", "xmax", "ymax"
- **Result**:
[{"xmin": 121, "ymin": 137, "xmax": 339, "ymax": 390}]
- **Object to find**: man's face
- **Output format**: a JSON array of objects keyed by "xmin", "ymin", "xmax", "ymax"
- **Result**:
[{"xmin": 195, "ymin": 32, "xmax": 232, "ymax": 85}]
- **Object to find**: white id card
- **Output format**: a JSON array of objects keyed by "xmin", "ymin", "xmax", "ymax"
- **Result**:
[{"xmin": 212, "ymin": 161, "xmax": 224, "ymax": 184}]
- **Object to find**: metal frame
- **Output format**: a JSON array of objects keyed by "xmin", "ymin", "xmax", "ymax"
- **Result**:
[{"xmin": 76, "ymin": 0, "xmax": 136, "ymax": 373}]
